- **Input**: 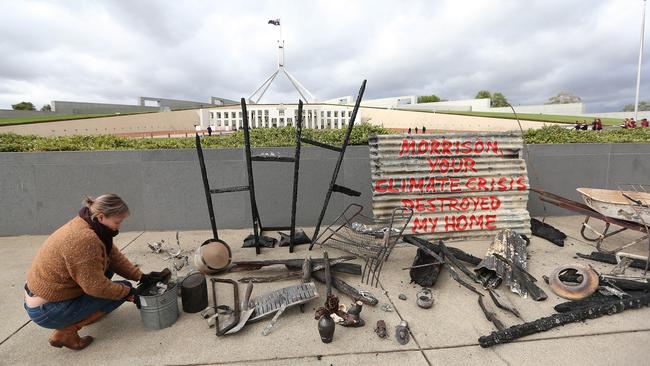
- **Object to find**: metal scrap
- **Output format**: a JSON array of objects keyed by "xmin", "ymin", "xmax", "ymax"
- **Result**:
[
  {"xmin": 479, "ymin": 292, "xmax": 650, "ymax": 348},
  {"xmin": 475, "ymin": 229, "xmax": 529, "ymax": 297},
  {"xmin": 548, "ymin": 264, "xmax": 599, "ymax": 300},
  {"xmin": 395, "ymin": 320, "xmax": 410, "ymax": 345},
  {"xmin": 248, "ymin": 282, "xmax": 319, "ymax": 322},
  {"xmin": 530, "ymin": 218, "xmax": 566, "ymax": 247},
  {"xmin": 375, "ymin": 320, "xmax": 388, "ymax": 339},
  {"xmin": 147, "ymin": 240, "xmax": 164, "ymax": 253}
]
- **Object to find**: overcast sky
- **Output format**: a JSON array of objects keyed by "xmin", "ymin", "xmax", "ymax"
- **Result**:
[{"xmin": 1, "ymin": 0, "xmax": 649, "ymax": 112}]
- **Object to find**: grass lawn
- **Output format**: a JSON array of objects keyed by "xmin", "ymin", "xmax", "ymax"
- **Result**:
[
  {"xmin": 434, "ymin": 110, "xmax": 622, "ymax": 126},
  {"xmin": 0, "ymin": 111, "xmax": 157, "ymax": 126}
]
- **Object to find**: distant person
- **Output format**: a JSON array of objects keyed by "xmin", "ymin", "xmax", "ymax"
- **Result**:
[
  {"xmin": 642, "ymin": 118, "xmax": 649, "ymax": 128},
  {"xmin": 621, "ymin": 118, "xmax": 629, "ymax": 129},
  {"xmin": 629, "ymin": 118, "xmax": 637, "ymax": 128},
  {"xmin": 422, "ymin": 126, "xmax": 426, "ymax": 134},
  {"xmin": 575, "ymin": 121, "xmax": 581, "ymax": 130},
  {"xmin": 407, "ymin": 127, "xmax": 412, "ymax": 134},
  {"xmin": 594, "ymin": 118, "xmax": 603, "ymax": 131},
  {"xmin": 415, "ymin": 127, "xmax": 419, "ymax": 134},
  {"xmin": 207, "ymin": 125, "xmax": 212, "ymax": 136}
]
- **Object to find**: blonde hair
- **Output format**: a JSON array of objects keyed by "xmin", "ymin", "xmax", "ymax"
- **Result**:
[{"xmin": 83, "ymin": 193, "xmax": 130, "ymax": 220}]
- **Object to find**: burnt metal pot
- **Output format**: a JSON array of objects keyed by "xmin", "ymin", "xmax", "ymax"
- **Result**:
[
  {"xmin": 194, "ymin": 238, "xmax": 232, "ymax": 274},
  {"xmin": 180, "ymin": 272, "xmax": 208, "ymax": 313}
]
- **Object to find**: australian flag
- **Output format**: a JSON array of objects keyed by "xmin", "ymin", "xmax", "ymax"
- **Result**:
[{"xmin": 268, "ymin": 18, "xmax": 280, "ymax": 26}]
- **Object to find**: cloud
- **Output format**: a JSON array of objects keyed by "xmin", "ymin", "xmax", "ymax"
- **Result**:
[{"xmin": 1, "ymin": 0, "xmax": 649, "ymax": 112}]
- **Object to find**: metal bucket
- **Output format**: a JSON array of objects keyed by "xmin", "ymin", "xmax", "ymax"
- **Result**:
[
  {"xmin": 193, "ymin": 238, "xmax": 232, "ymax": 274},
  {"xmin": 180, "ymin": 272, "xmax": 208, "ymax": 313},
  {"xmin": 138, "ymin": 282, "xmax": 179, "ymax": 330}
]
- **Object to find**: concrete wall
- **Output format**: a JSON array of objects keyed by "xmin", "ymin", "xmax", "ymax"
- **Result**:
[
  {"xmin": 0, "ymin": 109, "xmax": 61, "ymax": 118},
  {"xmin": 480, "ymin": 103, "xmax": 585, "ymax": 115},
  {"xmin": 139, "ymin": 97, "xmax": 220, "ymax": 110},
  {"xmin": 0, "ymin": 146, "xmax": 372, "ymax": 236},
  {"xmin": 361, "ymin": 107, "xmax": 558, "ymax": 131},
  {"xmin": 0, "ymin": 109, "xmax": 200, "ymax": 136},
  {"xmin": 1, "ymin": 143, "xmax": 648, "ymax": 237},
  {"xmin": 403, "ymin": 98, "xmax": 490, "ymax": 112},
  {"xmin": 52, "ymin": 101, "xmax": 159, "ymax": 114},
  {"xmin": 525, "ymin": 143, "xmax": 650, "ymax": 216}
]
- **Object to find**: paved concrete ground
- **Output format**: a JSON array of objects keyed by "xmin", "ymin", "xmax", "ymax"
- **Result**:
[{"xmin": 1, "ymin": 215, "xmax": 648, "ymax": 366}]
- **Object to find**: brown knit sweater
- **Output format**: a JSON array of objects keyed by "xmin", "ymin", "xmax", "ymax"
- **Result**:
[{"xmin": 27, "ymin": 216, "xmax": 143, "ymax": 302}]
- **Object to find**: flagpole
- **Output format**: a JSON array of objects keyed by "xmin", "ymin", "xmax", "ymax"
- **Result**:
[{"xmin": 634, "ymin": 0, "xmax": 647, "ymax": 121}]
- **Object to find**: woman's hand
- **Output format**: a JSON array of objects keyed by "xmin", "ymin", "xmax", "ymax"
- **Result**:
[
  {"xmin": 125, "ymin": 286, "xmax": 141, "ymax": 308},
  {"xmin": 139, "ymin": 269, "xmax": 171, "ymax": 286}
]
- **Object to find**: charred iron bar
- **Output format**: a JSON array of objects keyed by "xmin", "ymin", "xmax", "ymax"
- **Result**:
[
  {"xmin": 195, "ymin": 133, "xmax": 219, "ymax": 240},
  {"xmin": 493, "ymin": 254, "xmax": 547, "ymax": 301},
  {"xmin": 479, "ymin": 292, "xmax": 650, "ymax": 348},
  {"xmin": 577, "ymin": 251, "xmax": 649, "ymax": 270},
  {"xmin": 332, "ymin": 184, "xmax": 361, "ymax": 197},
  {"xmin": 300, "ymin": 137, "xmax": 342, "ymax": 152},
  {"xmin": 308, "ymin": 80, "xmax": 367, "ymax": 249},
  {"xmin": 250, "ymin": 156, "xmax": 295, "ymax": 162},
  {"xmin": 403, "ymin": 235, "xmax": 482, "ymax": 266},
  {"xmin": 286, "ymin": 262, "xmax": 361, "ymax": 276},
  {"xmin": 310, "ymin": 270, "xmax": 379, "ymax": 305},
  {"xmin": 229, "ymin": 256, "xmax": 356, "ymax": 271},
  {"xmin": 478, "ymin": 296, "xmax": 505, "ymax": 331},
  {"xmin": 209, "ymin": 186, "xmax": 250, "ymax": 194},
  {"xmin": 239, "ymin": 260, "xmax": 362, "ymax": 283}
]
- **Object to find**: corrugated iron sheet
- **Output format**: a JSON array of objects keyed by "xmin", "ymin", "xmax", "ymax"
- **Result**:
[{"xmin": 369, "ymin": 131, "xmax": 531, "ymax": 241}]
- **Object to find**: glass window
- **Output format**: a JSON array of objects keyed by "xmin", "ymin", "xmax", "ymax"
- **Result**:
[
  {"xmin": 210, "ymin": 112, "xmax": 214, "ymax": 119},
  {"xmin": 238, "ymin": 112, "xmax": 242, "ymax": 118},
  {"xmin": 216, "ymin": 112, "xmax": 221, "ymax": 118},
  {"xmin": 320, "ymin": 111, "xmax": 324, "ymax": 118},
  {"xmin": 334, "ymin": 111, "xmax": 338, "ymax": 117},
  {"xmin": 231, "ymin": 112, "xmax": 236, "ymax": 118},
  {"xmin": 327, "ymin": 111, "xmax": 331, "ymax": 117}
]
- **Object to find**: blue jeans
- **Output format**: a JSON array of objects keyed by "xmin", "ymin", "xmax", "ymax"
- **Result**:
[{"xmin": 24, "ymin": 273, "xmax": 132, "ymax": 329}]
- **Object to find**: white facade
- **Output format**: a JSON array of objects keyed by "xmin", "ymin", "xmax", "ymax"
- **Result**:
[
  {"xmin": 361, "ymin": 95, "xmax": 417, "ymax": 108},
  {"xmin": 200, "ymin": 103, "xmax": 360, "ymax": 130},
  {"xmin": 479, "ymin": 102, "xmax": 585, "ymax": 115}
]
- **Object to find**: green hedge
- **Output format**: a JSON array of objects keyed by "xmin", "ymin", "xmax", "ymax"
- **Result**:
[
  {"xmin": 523, "ymin": 125, "xmax": 650, "ymax": 144},
  {"xmin": 2, "ymin": 125, "xmax": 649, "ymax": 152},
  {"xmin": 0, "ymin": 124, "xmax": 392, "ymax": 152}
]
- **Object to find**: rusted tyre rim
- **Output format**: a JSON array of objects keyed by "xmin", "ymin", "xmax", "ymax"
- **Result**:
[{"xmin": 549, "ymin": 264, "xmax": 599, "ymax": 300}]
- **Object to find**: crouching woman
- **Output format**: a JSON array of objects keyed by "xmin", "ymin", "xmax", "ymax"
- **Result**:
[{"xmin": 24, "ymin": 194, "xmax": 147, "ymax": 350}]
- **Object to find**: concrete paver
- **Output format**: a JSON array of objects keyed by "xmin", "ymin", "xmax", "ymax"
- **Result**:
[
  {"xmin": 1, "ymin": 218, "xmax": 649, "ymax": 365},
  {"xmin": 0, "ymin": 231, "xmax": 142, "ymax": 343},
  {"xmin": 423, "ymin": 330, "xmax": 650, "ymax": 366}
]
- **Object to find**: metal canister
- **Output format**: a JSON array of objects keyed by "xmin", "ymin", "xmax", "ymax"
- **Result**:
[
  {"xmin": 138, "ymin": 282, "xmax": 179, "ymax": 330},
  {"xmin": 180, "ymin": 272, "xmax": 208, "ymax": 313}
]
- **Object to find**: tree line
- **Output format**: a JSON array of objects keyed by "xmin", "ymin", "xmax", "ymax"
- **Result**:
[{"xmin": 11, "ymin": 101, "xmax": 51, "ymax": 111}]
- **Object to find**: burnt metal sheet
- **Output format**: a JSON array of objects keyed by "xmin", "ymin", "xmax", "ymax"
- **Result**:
[{"xmin": 369, "ymin": 131, "xmax": 531, "ymax": 241}]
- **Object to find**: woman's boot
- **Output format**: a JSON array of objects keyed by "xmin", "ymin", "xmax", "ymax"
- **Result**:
[{"xmin": 48, "ymin": 311, "xmax": 105, "ymax": 350}]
